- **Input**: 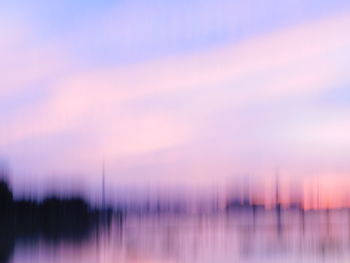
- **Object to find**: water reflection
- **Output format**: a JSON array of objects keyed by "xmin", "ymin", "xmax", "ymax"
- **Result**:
[
  {"xmin": 5, "ymin": 209, "xmax": 350, "ymax": 263},
  {"xmin": 0, "ymin": 210, "xmax": 110, "ymax": 263}
]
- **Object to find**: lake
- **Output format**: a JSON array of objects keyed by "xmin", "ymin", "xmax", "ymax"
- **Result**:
[{"xmin": 7, "ymin": 209, "xmax": 350, "ymax": 263}]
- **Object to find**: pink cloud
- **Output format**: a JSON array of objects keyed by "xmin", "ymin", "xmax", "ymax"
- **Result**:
[{"xmin": 2, "ymin": 11, "xmax": 350, "ymax": 189}]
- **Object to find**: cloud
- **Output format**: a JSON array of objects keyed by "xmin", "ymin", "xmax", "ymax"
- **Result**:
[{"xmin": 1, "ymin": 10, "xmax": 350, "ymax": 188}]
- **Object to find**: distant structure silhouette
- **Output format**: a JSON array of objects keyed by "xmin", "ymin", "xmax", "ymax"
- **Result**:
[{"xmin": 0, "ymin": 165, "xmax": 13, "ymax": 219}]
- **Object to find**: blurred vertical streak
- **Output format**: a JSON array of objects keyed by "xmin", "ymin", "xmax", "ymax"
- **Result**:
[{"xmin": 275, "ymin": 170, "xmax": 282, "ymax": 238}]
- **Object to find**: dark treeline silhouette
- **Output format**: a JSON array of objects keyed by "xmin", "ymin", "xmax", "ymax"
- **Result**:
[{"xmin": 0, "ymin": 177, "xmax": 113, "ymax": 263}]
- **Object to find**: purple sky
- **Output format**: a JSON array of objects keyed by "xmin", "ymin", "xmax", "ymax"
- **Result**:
[{"xmin": 1, "ymin": 0, "xmax": 350, "ymax": 197}]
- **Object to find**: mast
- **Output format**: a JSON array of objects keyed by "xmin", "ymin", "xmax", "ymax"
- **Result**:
[
  {"xmin": 102, "ymin": 160, "xmax": 106, "ymax": 211},
  {"xmin": 275, "ymin": 169, "xmax": 280, "ymax": 208},
  {"xmin": 275, "ymin": 168, "xmax": 282, "ymax": 236}
]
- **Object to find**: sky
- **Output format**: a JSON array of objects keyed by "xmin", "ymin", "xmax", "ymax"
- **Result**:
[{"xmin": 1, "ymin": 0, "xmax": 350, "ymax": 199}]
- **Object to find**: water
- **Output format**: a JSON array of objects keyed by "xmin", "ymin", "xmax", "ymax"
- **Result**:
[{"xmin": 6, "ymin": 210, "xmax": 350, "ymax": 263}]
